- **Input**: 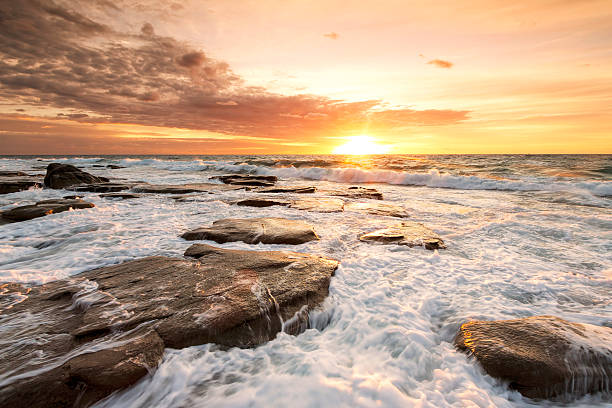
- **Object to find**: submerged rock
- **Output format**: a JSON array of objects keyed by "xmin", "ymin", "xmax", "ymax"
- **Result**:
[
  {"xmin": 258, "ymin": 186, "xmax": 316, "ymax": 194},
  {"xmin": 212, "ymin": 174, "xmax": 278, "ymax": 187},
  {"xmin": 182, "ymin": 217, "xmax": 319, "ymax": 245},
  {"xmin": 289, "ymin": 197, "xmax": 345, "ymax": 213},
  {"xmin": 324, "ymin": 186, "xmax": 383, "ymax": 200},
  {"xmin": 44, "ymin": 163, "xmax": 109, "ymax": 189},
  {"xmin": 100, "ymin": 192, "xmax": 142, "ymax": 200},
  {"xmin": 345, "ymin": 201, "xmax": 409, "ymax": 218},
  {"xmin": 133, "ymin": 183, "xmax": 242, "ymax": 194},
  {"xmin": 0, "ymin": 199, "xmax": 95, "ymax": 224},
  {"xmin": 359, "ymin": 221, "xmax": 445, "ymax": 249},
  {"xmin": 0, "ymin": 247, "xmax": 338, "ymax": 407},
  {"xmin": 454, "ymin": 316, "xmax": 612, "ymax": 400},
  {"xmin": 70, "ymin": 182, "xmax": 133, "ymax": 193}
]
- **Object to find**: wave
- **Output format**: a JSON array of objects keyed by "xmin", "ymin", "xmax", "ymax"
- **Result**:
[{"xmin": 243, "ymin": 165, "xmax": 611, "ymax": 197}]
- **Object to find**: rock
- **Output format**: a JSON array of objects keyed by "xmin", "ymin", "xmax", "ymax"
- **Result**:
[
  {"xmin": 0, "ymin": 199, "xmax": 95, "ymax": 223},
  {"xmin": 235, "ymin": 197, "xmax": 290, "ymax": 207},
  {"xmin": 0, "ymin": 171, "xmax": 29, "ymax": 177},
  {"xmin": 44, "ymin": 163, "xmax": 109, "ymax": 189},
  {"xmin": 69, "ymin": 182, "xmax": 133, "ymax": 193},
  {"xmin": 232, "ymin": 197, "xmax": 344, "ymax": 213},
  {"xmin": 107, "ymin": 165, "xmax": 125, "ymax": 169},
  {"xmin": 258, "ymin": 186, "xmax": 316, "ymax": 194},
  {"xmin": 212, "ymin": 174, "xmax": 278, "ymax": 187},
  {"xmin": 454, "ymin": 316, "xmax": 612, "ymax": 399},
  {"xmin": 345, "ymin": 202, "xmax": 409, "ymax": 218},
  {"xmin": 181, "ymin": 217, "xmax": 319, "ymax": 245},
  {"xmin": 359, "ymin": 221, "xmax": 445, "ymax": 249},
  {"xmin": 0, "ymin": 247, "xmax": 338, "ymax": 407},
  {"xmin": 0, "ymin": 279, "xmax": 164, "ymax": 408},
  {"xmin": 324, "ymin": 186, "xmax": 383, "ymax": 200},
  {"xmin": 182, "ymin": 244, "xmax": 339, "ymax": 344},
  {"xmin": 0, "ymin": 175, "xmax": 42, "ymax": 194},
  {"xmin": 100, "ymin": 192, "xmax": 142, "ymax": 200},
  {"xmin": 133, "ymin": 183, "xmax": 242, "ymax": 194},
  {"xmin": 289, "ymin": 197, "xmax": 345, "ymax": 213}
]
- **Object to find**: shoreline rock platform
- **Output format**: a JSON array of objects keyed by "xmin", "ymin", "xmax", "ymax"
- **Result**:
[
  {"xmin": 0, "ymin": 245, "xmax": 339, "ymax": 408},
  {"xmin": 181, "ymin": 217, "xmax": 319, "ymax": 245}
]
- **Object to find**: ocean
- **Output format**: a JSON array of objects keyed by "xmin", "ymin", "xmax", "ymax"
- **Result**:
[{"xmin": 0, "ymin": 154, "xmax": 611, "ymax": 407}]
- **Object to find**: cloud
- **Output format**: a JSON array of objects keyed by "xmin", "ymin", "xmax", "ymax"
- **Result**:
[
  {"xmin": 141, "ymin": 22, "xmax": 155, "ymax": 36},
  {"xmin": 0, "ymin": 0, "xmax": 468, "ymax": 145},
  {"xmin": 427, "ymin": 59, "xmax": 453, "ymax": 68},
  {"xmin": 323, "ymin": 32, "xmax": 339, "ymax": 40},
  {"xmin": 176, "ymin": 51, "xmax": 207, "ymax": 68}
]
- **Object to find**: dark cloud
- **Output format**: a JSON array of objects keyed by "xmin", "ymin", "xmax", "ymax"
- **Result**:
[
  {"xmin": 427, "ymin": 59, "xmax": 453, "ymax": 68},
  {"xmin": 323, "ymin": 32, "xmax": 339, "ymax": 40},
  {"xmin": 141, "ymin": 22, "xmax": 155, "ymax": 36},
  {"xmin": 176, "ymin": 51, "xmax": 207, "ymax": 68},
  {"xmin": 0, "ymin": 0, "xmax": 468, "ymax": 142}
]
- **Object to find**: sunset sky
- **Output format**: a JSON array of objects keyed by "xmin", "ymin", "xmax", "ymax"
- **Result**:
[{"xmin": 0, "ymin": 0, "xmax": 611, "ymax": 154}]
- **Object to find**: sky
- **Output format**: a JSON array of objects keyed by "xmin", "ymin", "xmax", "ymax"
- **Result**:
[{"xmin": 0, "ymin": 0, "xmax": 611, "ymax": 154}]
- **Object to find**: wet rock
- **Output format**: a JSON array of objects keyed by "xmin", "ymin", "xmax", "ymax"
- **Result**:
[
  {"xmin": 0, "ymin": 277, "xmax": 164, "ymax": 408},
  {"xmin": 44, "ymin": 163, "xmax": 109, "ymax": 189},
  {"xmin": 133, "ymin": 183, "xmax": 242, "ymax": 194},
  {"xmin": 212, "ymin": 174, "xmax": 278, "ymax": 187},
  {"xmin": 0, "ymin": 171, "xmax": 29, "ymax": 177},
  {"xmin": 0, "ymin": 175, "xmax": 42, "ymax": 194},
  {"xmin": 69, "ymin": 182, "xmax": 133, "ymax": 193},
  {"xmin": 234, "ymin": 197, "xmax": 290, "ymax": 207},
  {"xmin": 345, "ymin": 201, "xmax": 409, "ymax": 218},
  {"xmin": 258, "ymin": 186, "xmax": 316, "ymax": 194},
  {"xmin": 100, "ymin": 192, "xmax": 142, "ymax": 200},
  {"xmin": 0, "ymin": 199, "xmax": 95, "ymax": 224},
  {"xmin": 454, "ymin": 316, "xmax": 612, "ymax": 399},
  {"xmin": 324, "ymin": 186, "xmax": 383, "ymax": 200},
  {"xmin": 289, "ymin": 197, "xmax": 345, "ymax": 213},
  {"xmin": 359, "ymin": 221, "xmax": 445, "ymax": 249},
  {"xmin": 182, "ymin": 217, "xmax": 319, "ymax": 245},
  {"xmin": 182, "ymin": 244, "xmax": 339, "ymax": 344},
  {"xmin": 0, "ymin": 248, "xmax": 338, "ymax": 407}
]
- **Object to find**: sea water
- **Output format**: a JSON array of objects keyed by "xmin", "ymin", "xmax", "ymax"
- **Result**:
[{"xmin": 0, "ymin": 154, "xmax": 610, "ymax": 407}]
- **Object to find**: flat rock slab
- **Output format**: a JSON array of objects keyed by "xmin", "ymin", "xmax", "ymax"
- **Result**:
[
  {"xmin": 289, "ymin": 197, "xmax": 345, "ymax": 213},
  {"xmin": 454, "ymin": 316, "xmax": 612, "ymax": 399},
  {"xmin": 323, "ymin": 186, "xmax": 383, "ymax": 200},
  {"xmin": 100, "ymin": 192, "xmax": 142, "ymax": 200},
  {"xmin": 0, "ymin": 247, "xmax": 338, "ymax": 407},
  {"xmin": 345, "ymin": 202, "xmax": 409, "ymax": 218},
  {"xmin": 235, "ymin": 197, "xmax": 290, "ymax": 208},
  {"xmin": 233, "ymin": 196, "xmax": 345, "ymax": 213},
  {"xmin": 44, "ymin": 163, "xmax": 109, "ymax": 189},
  {"xmin": 133, "ymin": 183, "xmax": 243, "ymax": 194},
  {"xmin": 212, "ymin": 174, "xmax": 278, "ymax": 187},
  {"xmin": 258, "ymin": 186, "xmax": 316, "ymax": 194},
  {"xmin": 0, "ymin": 175, "xmax": 42, "ymax": 194},
  {"xmin": 182, "ymin": 217, "xmax": 319, "ymax": 245},
  {"xmin": 0, "ymin": 199, "xmax": 95, "ymax": 224},
  {"xmin": 359, "ymin": 221, "xmax": 445, "ymax": 249},
  {"xmin": 70, "ymin": 182, "xmax": 133, "ymax": 193}
]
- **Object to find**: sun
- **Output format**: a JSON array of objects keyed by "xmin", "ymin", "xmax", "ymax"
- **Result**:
[{"xmin": 332, "ymin": 135, "xmax": 391, "ymax": 155}]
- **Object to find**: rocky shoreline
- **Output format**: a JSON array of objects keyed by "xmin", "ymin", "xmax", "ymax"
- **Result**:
[{"xmin": 1, "ymin": 162, "xmax": 610, "ymax": 406}]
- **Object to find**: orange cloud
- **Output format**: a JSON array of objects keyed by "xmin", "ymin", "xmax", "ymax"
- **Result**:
[
  {"xmin": 427, "ymin": 59, "xmax": 453, "ymax": 68},
  {"xmin": 323, "ymin": 32, "xmax": 339, "ymax": 40}
]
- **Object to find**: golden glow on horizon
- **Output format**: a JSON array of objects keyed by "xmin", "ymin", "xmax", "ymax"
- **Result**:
[{"xmin": 332, "ymin": 135, "xmax": 391, "ymax": 155}]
